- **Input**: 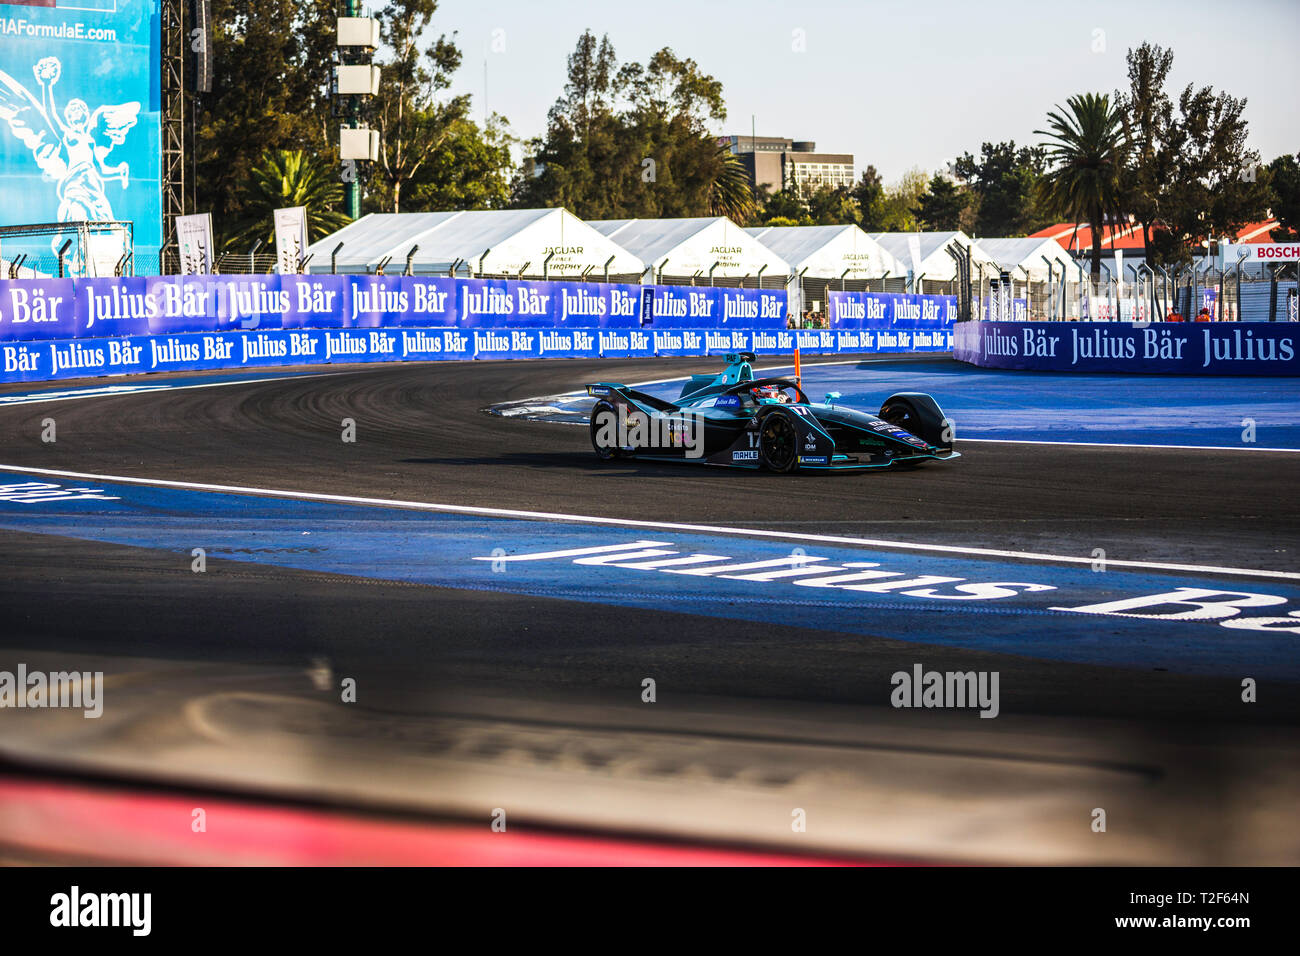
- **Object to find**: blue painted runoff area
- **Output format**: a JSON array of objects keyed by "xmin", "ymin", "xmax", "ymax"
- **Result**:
[
  {"xmin": 640, "ymin": 359, "xmax": 1300, "ymax": 450},
  {"xmin": 2, "ymin": 470, "xmax": 1297, "ymax": 679}
]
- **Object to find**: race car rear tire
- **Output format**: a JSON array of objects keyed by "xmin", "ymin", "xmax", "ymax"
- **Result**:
[
  {"xmin": 589, "ymin": 400, "xmax": 623, "ymax": 460},
  {"xmin": 758, "ymin": 409, "xmax": 800, "ymax": 473}
]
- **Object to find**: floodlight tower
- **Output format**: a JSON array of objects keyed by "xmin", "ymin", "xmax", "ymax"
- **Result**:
[{"xmin": 336, "ymin": 5, "xmax": 381, "ymax": 220}]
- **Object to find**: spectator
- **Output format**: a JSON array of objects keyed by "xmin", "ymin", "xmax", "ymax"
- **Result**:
[{"xmin": 1195, "ymin": 306, "xmax": 1212, "ymax": 322}]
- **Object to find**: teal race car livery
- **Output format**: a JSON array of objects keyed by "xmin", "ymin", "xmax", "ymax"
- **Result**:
[{"xmin": 586, "ymin": 353, "xmax": 959, "ymax": 473}]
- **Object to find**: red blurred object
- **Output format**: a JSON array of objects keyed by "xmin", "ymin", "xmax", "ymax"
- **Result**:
[{"xmin": 0, "ymin": 777, "xmax": 883, "ymax": 866}]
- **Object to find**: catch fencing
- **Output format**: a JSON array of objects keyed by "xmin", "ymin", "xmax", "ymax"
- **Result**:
[{"xmin": 980, "ymin": 263, "xmax": 1299, "ymax": 323}]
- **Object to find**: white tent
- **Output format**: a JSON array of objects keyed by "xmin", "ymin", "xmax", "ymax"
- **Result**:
[
  {"xmin": 742, "ymin": 224, "xmax": 906, "ymax": 280},
  {"xmin": 975, "ymin": 237, "xmax": 1075, "ymax": 281},
  {"xmin": 867, "ymin": 230, "xmax": 994, "ymax": 283},
  {"xmin": 588, "ymin": 217, "xmax": 788, "ymax": 283},
  {"xmin": 305, "ymin": 208, "xmax": 644, "ymax": 279}
]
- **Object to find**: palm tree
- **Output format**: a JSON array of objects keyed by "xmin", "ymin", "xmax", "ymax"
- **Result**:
[
  {"xmin": 707, "ymin": 144, "xmax": 758, "ymax": 223},
  {"xmin": 230, "ymin": 150, "xmax": 352, "ymax": 253},
  {"xmin": 1036, "ymin": 93, "xmax": 1129, "ymax": 278}
]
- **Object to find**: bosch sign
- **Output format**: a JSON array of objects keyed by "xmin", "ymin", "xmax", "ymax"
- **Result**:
[
  {"xmin": 1254, "ymin": 245, "xmax": 1300, "ymax": 260},
  {"xmin": 1225, "ymin": 244, "xmax": 1300, "ymax": 262}
]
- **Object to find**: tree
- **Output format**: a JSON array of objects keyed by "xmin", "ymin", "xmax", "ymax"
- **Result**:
[
  {"xmin": 230, "ymin": 149, "xmax": 351, "ymax": 250},
  {"xmin": 756, "ymin": 186, "xmax": 812, "ymax": 225},
  {"xmin": 953, "ymin": 142, "xmax": 1047, "ymax": 236},
  {"xmin": 560, "ymin": 29, "xmax": 620, "ymax": 137},
  {"xmin": 876, "ymin": 168, "xmax": 929, "ymax": 232},
  {"xmin": 514, "ymin": 32, "xmax": 737, "ymax": 220},
  {"xmin": 512, "ymin": 30, "xmax": 625, "ymax": 216},
  {"xmin": 1036, "ymin": 93, "xmax": 1129, "ymax": 278},
  {"xmin": 618, "ymin": 47, "xmax": 725, "ymax": 128},
  {"xmin": 1116, "ymin": 42, "xmax": 1177, "ymax": 263},
  {"xmin": 851, "ymin": 166, "xmax": 886, "ymax": 230},
  {"xmin": 391, "ymin": 116, "xmax": 514, "ymax": 212},
  {"xmin": 195, "ymin": 0, "xmax": 337, "ymax": 240},
  {"xmin": 374, "ymin": 0, "xmax": 471, "ymax": 213},
  {"xmin": 1114, "ymin": 43, "xmax": 1270, "ymax": 264},
  {"xmin": 707, "ymin": 145, "xmax": 758, "ymax": 222},
  {"xmin": 1161, "ymin": 83, "xmax": 1268, "ymax": 259},
  {"xmin": 614, "ymin": 46, "xmax": 728, "ymax": 219},
  {"xmin": 806, "ymin": 186, "xmax": 860, "ymax": 226},
  {"xmin": 916, "ymin": 175, "xmax": 970, "ymax": 231},
  {"xmin": 1269, "ymin": 153, "xmax": 1300, "ymax": 241}
]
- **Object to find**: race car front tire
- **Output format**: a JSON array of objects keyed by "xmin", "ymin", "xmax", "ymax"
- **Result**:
[
  {"xmin": 758, "ymin": 409, "xmax": 800, "ymax": 473},
  {"xmin": 880, "ymin": 394, "xmax": 953, "ymax": 451}
]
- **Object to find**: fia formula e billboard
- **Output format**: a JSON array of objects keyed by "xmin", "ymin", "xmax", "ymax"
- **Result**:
[{"xmin": 0, "ymin": 0, "xmax": 161, "ymax": 259}]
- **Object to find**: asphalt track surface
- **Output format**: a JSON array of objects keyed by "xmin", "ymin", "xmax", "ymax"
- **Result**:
[{"xmin": 1, "ymin": 355, "xmax": 1298, "ymax": 864}]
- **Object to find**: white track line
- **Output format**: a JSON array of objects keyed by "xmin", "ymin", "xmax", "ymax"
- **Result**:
[{"xmin": 1, "ymin": 463, "xmax": 1296, "ymax": 581}]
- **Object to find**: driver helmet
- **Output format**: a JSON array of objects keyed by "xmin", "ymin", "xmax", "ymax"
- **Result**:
[{"xmin": 750, "ymin": 384, "xmax": 789, "ymax": 403}]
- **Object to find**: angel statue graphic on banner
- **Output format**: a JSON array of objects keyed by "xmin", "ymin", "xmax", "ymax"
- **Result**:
[{"xmin": 0, "ymin": 56, "xmax": 140, "ymax": 272}]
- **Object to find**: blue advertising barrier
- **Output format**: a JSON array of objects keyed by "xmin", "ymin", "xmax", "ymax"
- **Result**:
[
  {"xmin": 0, "ymin": 275, "xmax": 744, "ymax": 340},
  {"xmin": 454, "ymin": 278, "xmax": 643, "ymax": 328},
  {"xmin": 826, "ymin": 290, "xmax": 956, "ymax": 352},
  {"xmin": 0, "ymin": 275, "xmax": 963, "ymax": 385},
  {"xmin": 954, "ymin": 320, "xmax": 1300, "ymax": 375},
  {"xmin": 640, "ymin": 284, "xmax": 788, "ymax": 329},
  {"xmin": 4, "ymin": 275, "xmax": 461, "ymax": 340},
  {"xmin": 0, "ymin": 327, "xmax": 886, "ymax": 384},
  {"xmin": 2, "ymin": 329, "xmax": 464, "ymax": 384},
  {"xmin": 0, "ymin": 326, "xmax": 966, "ymax": 385}
]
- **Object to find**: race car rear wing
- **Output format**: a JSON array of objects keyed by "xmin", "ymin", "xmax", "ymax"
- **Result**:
[{"xmin": 585, "ymin": 384, "xmax": 678, "ymax": 412}]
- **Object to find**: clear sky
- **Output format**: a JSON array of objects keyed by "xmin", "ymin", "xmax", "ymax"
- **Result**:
[{"xmin": 435, "ymin": 0, "xmax": 1299, "ymax": 186}]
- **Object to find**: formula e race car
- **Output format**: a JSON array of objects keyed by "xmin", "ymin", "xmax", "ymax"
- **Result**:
[{"xmin": 586, "ymin": 353, "xmax": 959, "ymax": 472}]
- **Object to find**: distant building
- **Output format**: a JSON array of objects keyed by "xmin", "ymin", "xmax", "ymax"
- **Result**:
[{"xmin": 719, "ymin": 135, "xmax": 854, "ymax": 196}]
